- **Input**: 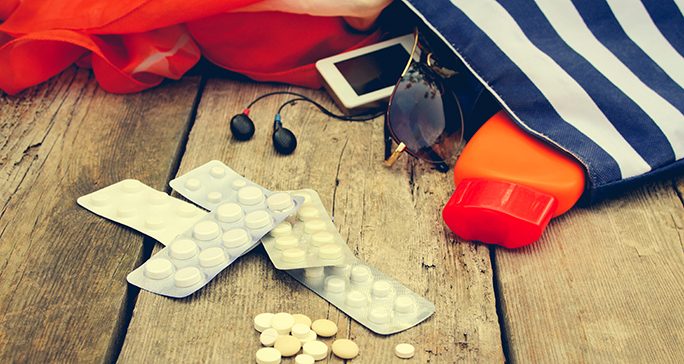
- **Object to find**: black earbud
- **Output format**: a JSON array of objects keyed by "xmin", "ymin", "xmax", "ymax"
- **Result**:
[
  {"xmin": 272, "ymin": 114, "xmax": 297, "ymax": 155},
  {"xmin": 230, "ymin": 110, "xmax": 255, "ymax": 141}
]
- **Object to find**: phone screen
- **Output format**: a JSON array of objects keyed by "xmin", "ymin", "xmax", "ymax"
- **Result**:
[{"xmin": 334, "ymin": 44, "xmax": 410, "ymax": 96}]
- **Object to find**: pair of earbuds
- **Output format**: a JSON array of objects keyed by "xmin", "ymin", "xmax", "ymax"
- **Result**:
[{"xmin": 229, "ymin": 91, "xmax": 383, "ymax": 155}]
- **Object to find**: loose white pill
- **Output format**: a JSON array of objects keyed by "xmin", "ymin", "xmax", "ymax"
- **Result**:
[
  {"xmin": 298, "ymin": 206, "xmax": 320, "ymax": 221},
  {"xmin": 259, "ymin": 328, "xmax": 279, "ymax": 346},
  {"xmin": 292, "ymin": 314, "xmax": 312, "ymax": 328},
  {"xmin": 282, "ymin": 248, "xmax": 306, "ymax": 263},
  {"xmin": 184, "ymin": 178, "xmax": 201, "ymax": 191},
  {"xmin": 238, "ymin": 186, "xmax": 264, "ymax": 205},
  {"xmin": 303, "ymin": 219, "xmax": 326, "ymax": 234},
  {"xmin": 231, "ymin": 179, "xmax": 247, "ymax": 190},
  {"xmin": 368, "ymin": 307, "xmax": 391, "ymax": 324},
  {"xmin": 198, "ymin": 247, "xmax": 226, "ymax": 267},
  {"xmin": 216, "ymin": 203, "xmax": 243, "ymax": 223},
  {"xmin": 350, "ymin": 265, "xmax": 373, "ymax": 284},
  {"xmin": 90, "ymin": 193, "xmax": 109, "ymax": 206},
  {"xmin": 121, "ymin": 179, "xmax": 143, "ymax": 193},
  {"xmin": 300, "ymin": 330, "xmax": 317, "ymax": 343},
  {"xmin": 372, "ymin": 280, "xmax": 393, "ymax": 298},
  {"xmin": 222, "ymin": 228, "xmax": 250, "ymax": 248},
  {"xmin": 267, "ymin": 192, "xmax": 294, "ymax": 211},
  {"xmin": 394, "ymin": 295, "xmax": 417, "ymax": 314},
  {"xmin": 270, "ymin": 222, "xmax": 292, "ymax": 237},
  {"xmin": 169, "ymin": 239, "xmax": 198, "ymax": 260},
  {"xmin": 395, "ymin": 343, "xmax": 415, "ymax": 359},
  {"xmin": 144, "ymin": 259, "xmax": 173, "ymax": 279},
  {"xmin": 209, "ymin": 166, "xmax": 226, "ymax": 178},
  {"xmin": 345, "ymin": 290, "xmax": 367, "ymax": 308},
  {"xmin": 176, "ymin": 204, "xmax": 198, "ymax": 217},
  {"xmin": 117, "ymin": 205, "xmax": 137, "ymax": 218},
  {"xmin": 206, "ymin": 191, "xmax": 223, "ymax": 203},
  {"xmin": 245, "ymin": 210, "xmax": 271, "ymax": 230},
  {"xmin": 310, "ymin": 232, "xmax": 334, "ymax": 246},
  {"xmin": 332, "ymin": 339, "xmax": 359, "ymax": 360},
  {"xmin": 318, "ymin": 244, "xmax": 342, "ymax": 260},
  {"xmin": 302, "ymin": 340, "xmax": 329, "ymax": 360},
  {"xmin": 294, "ymin": 354, "xmax": 315, "ymax": 364},
  {"xmin": 174, "ymin": 267, "xmax": 202, "ymax": 288},
  {"xmin": 274, "ymin": 235, "xmax": 299, "ymax": 250},
  {"xmin": 274, "ymin": 335, "xmax": 301, "ymax": 357},
  {"xmin": 145, "ymin": 216, "xmax": 165, "ymax": 230},
  {"xmin": 325, "ymin": 277, "xmax": 346, "ymax": 294},
  {"xmin": 291, "ymin": 323, "xmax": 311, "ymax": 339},
  {"xmin": 311, "ymin": 319, "xmax": 337, "ymax": 337},
  {"xmin": 254, "ymin": 312, "xmax": 275, "ymax": 332},
  {"xmin": 271, "ymin": 312, "xmax": 295, "ymax": 334},
  {"xmin": 255, "ymin": 347, "xmax": 281, "ymax": 364},
  {"xmin": 193, "ymin": 221, "xmax": 220, "ymax": 241}
]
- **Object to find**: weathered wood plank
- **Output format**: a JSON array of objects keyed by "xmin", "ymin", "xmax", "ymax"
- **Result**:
[
  {"xmin": 495, "ymin": 179, "xmax": 684, "ymax": 362},
  {"xmin": 0, "ymin": 69, "xmax": 201, "ymax": 362},
  {"xmin": 119, "ymin": 79, "xmax": 504, "ymax": 363}
]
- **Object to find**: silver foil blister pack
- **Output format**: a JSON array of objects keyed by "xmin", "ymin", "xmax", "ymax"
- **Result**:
[
  {"xmin": 287, "ymin": 261, "xmax": 435, "ymax": 335},
  {"xmin": 261, "ymin": 189, "xmax": 356, "ymax": 270}
]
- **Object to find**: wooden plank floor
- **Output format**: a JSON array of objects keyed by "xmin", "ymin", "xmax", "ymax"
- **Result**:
[{"xmin": 1, "ymin": 70, "xmax": 682, "ymax": 363}]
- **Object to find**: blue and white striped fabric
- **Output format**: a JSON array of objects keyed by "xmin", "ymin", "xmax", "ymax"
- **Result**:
[{"xmin": 403, "ymin": 0, "xmax": 684, "ymax": 200}]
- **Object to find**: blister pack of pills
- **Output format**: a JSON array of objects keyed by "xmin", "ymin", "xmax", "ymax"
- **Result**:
[
  {"xmin": 261, "ymin": 189, "xmax": 356, "ymax": 270},
  {"xmin": 286, "ymin": 261, "xmax": 435, "ymax": 335},
  {"xmin": 77, "ymin": 179, "xmax": 205, "ymax": 246},
  {"xmin": 127, "ymin": 174, "xmax": 304, "ymax": 298}
]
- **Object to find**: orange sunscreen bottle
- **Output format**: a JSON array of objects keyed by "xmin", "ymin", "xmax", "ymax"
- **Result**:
[{"xmin": 442, "ymin": 111, "xmax": 586, "ymax": 248}]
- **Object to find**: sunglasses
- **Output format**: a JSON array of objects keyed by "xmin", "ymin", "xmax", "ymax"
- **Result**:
[{"xmin": 384, "ymin": 30, "xmax": 465, "ymax": 172}]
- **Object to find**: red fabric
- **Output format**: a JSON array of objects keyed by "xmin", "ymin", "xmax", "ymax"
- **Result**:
[{"xmin": 0, "ymin": 0, "xmax": 381, "ymax": 94}]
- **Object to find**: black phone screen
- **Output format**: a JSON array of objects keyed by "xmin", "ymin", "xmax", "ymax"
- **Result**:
[{"xmin": 334, "ymin": 44, "xmax": 410, "ymax": 96}]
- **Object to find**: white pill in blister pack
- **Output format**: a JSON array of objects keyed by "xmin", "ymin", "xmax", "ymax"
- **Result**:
[
  {"xmin": 261, "ymin": 189, "xmax": 356, "ymax": 270},
  {"xmin": 286, "ymin": 259, "xmax": 435, "ymax": 335},
  {"xmin": 127, "ymin": 173, "xmax": 303, "ymax": 298},
  {"xmin": 170, "ymin": 160, "xmax": 284, "ymax": 212},
  {"xmin": 77, "ymin": 179, "xmax": 205, "ymax": 246}
]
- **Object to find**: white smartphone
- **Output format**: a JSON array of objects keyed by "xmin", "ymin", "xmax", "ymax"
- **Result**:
[{"xmin": 316, "ymin": 34, "xmax": 416, "ymax": 115}]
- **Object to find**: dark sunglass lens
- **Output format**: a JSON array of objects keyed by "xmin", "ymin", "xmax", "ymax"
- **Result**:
[{"xmin": 386, "ymin": 62, "xmax": 464, "ymax": 167}]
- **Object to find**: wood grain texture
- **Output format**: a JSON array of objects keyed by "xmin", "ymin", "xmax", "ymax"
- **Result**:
[
  {"xmin": 119, "ymin": 79, "xmax": 504, "ymax": 363},
  {"xmin": 495, "ymin": 178, "xmax": 684, "ymax": 363},
  {"xmin": 0, "ymin": 69, "xmax": 201, "ymax": 362}
]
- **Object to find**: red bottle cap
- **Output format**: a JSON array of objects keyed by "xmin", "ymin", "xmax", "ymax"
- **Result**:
[{"xmin": 442, "ymin": 178, "xmax": 557, "ymax": 249}]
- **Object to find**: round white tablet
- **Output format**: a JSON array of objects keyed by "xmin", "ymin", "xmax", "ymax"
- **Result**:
[
  {"xmin": 274, "ymin": 236, "xmax": 299, "ymax": 251},
  {"xmin": 311, "ymin": 319, "xmax": 337, "ymax": 337},
  {"xmin": 372, "ymin": 280, "xmax": 393, "ymax": 298},
  {"xmin": 294, "ymin": 354, "xmax": 315, "ymax": 364},
  {"xmin": 206, "ymin": 191, "xmax": 223, "ymax": 203},
  {"xmin": 209, "ymin": 166, "xmax": 226, "ymax": 178},
  {"xmin": 174, "ymin": 267, "xmax": 202, "ymax": 288},
  {"xmin": 332, "ymin": 339, "xmax": 359, "ymax": 360},
  {"xmin": 395, "ymin": 343, "xmax": 415, "ymax": 359},
  {"xmin": 324, "ymin": 277, "xmax": 346, "ymax": 294},
  {"xmin": 282, "ymin": 248, "xmax": 306, "ymax": 263},
  {"xmin": 259, "ymin": 328, "xmax": 279, "ymax": 346},
  {"xmin": 350, "ymin": 265, "xmax": 373, "ymax": 284},
  {"xmin": 267, "ymin": 192, "xmax": 294, "ymax": 211},
  {"xmin": 310, "ymin": 232, "xmax": 334, "ymax": 246},
  {"xmin": 144, "ymin": 259, "xmax": 173, "ymax": 280},
  {"xmin": 255, "ymin": 347, "xmax": 281, "ymax": 364},
  {"xmin": 345, "ymin": 290, "xmax": 367, "ymax": 308},
  {"xmin": 298, "ymin": 206, "xmax": 320, "ymax": 221},
  {"xmin": 245, "ymin": 210, "xmax": 271, "ymax": 230},
  {"xmin": 184, "ymin": 178, "xmax": 201, "ymax": 191},
  {"xmin": 216, "ymin": 203, "xmax": 243, "ymax": 223},
  {"xmin": 274, "ymin": 335, "xmax": 301, "ymax": 357},
  {"xmin": 304, "ymin": 267, "xmax": 324, "ymax": 278},
  {"xmin": 303, "ymin": 219, "xmax": 326, "ymax": 234},
  {"xmin": 222, "ymin": 228, "xmax": 250, "ymax": 249},
  {"xmin": 238, "ymin": 186, "xmax": 265, "ymax": 205},
  {"xmin": 270, "ymin": 222, "xmax": 292, "ymax": 237},
  {"xmin": 368, "ymin": 307, "xmax": 391, "ymax": 325},
  {"xmin": 254, "ymin": 312, "xmax": 274, "ymax": 332},
  {"xmin": 169, "ymin": 239, "xmax": 198, "ymax": 260},
  {"xmin": 271, "ymin": 312, "xmax": 295, "ymax": 335},
  {"xmin": 318, "ymin": 244, "xmax": 342, "ymax": 260},
  {"xmin": 394, "ymin": 295, "xmax": 417, "ymax": 314},
  {"xmin": 291, "ymin": 323, "xmax": 311, "ymax": 340},
  {"xmin": 198, "ymin": 247, "xmax": 226, "ymax": 267},
  {"xmin": 302, "ymin": 340, "xmax": 328, "ymax": 360},
  {"xmin": 231, "ymin": 179, "xmax": 247, "ymax": 190},
  {"xmin": 193, "ymin": 221, "xmax": 220, "ymax": 241}
]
